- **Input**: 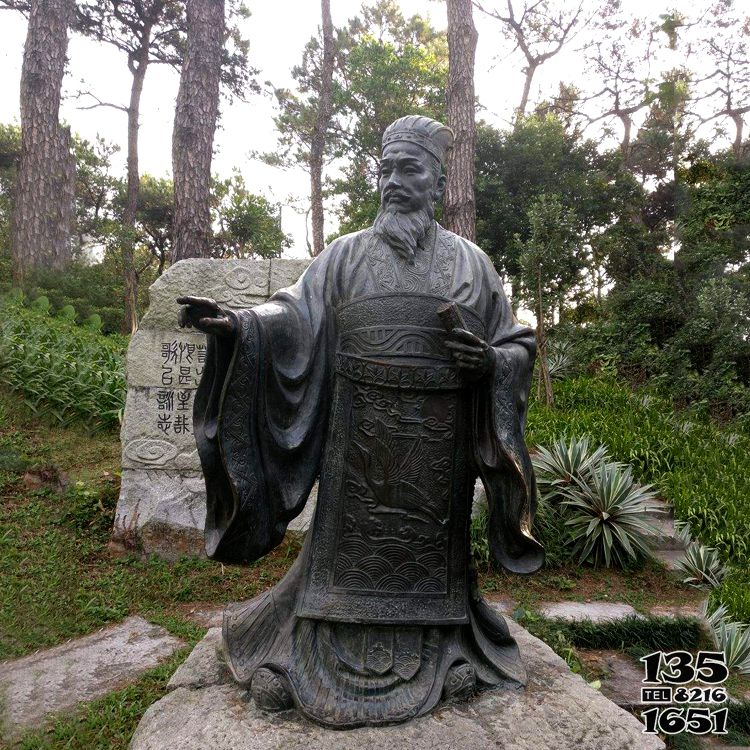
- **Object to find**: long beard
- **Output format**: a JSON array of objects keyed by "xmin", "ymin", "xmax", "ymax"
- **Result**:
[{"xmin": 372, "ymin": 203, "xmax": 434, "ymax": 263}]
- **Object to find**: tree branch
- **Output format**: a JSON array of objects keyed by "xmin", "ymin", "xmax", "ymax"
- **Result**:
[{"xmin": 75, "ymin": 91, "xmax": 129, "ymax": 113}]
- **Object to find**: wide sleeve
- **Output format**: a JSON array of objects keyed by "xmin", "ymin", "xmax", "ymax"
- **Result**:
[
  {"xmin": 193, "ymin": 249, "xmax": 337, "ymax": 564},
  {"xmin": 472, "ymin": 252, "xmax": 545, "ymax": 575}
]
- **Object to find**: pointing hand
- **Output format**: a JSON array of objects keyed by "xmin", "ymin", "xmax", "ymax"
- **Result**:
[{"xmin": 176, "ymin": 296, "xmax": 236, "ymax": 338}]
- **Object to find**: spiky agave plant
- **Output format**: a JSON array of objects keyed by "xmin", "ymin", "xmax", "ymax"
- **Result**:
[
  {"xmin": 546, "ymin": 339, "xmax": 574, "ymax": 381},
  {"xmin": 676, "ymin": 543, "xmax": 727, "ymax": 589},
  {"xmin": 704, "ymin": 603, "xmax": 750, "ymax": 675},
  {"xmin": 559, "ymin": 462, "xmax": 661, "ymax": 568},
  {"xmin": 532, "ymin": 437, "xmax": 610, "ymax": 502}
]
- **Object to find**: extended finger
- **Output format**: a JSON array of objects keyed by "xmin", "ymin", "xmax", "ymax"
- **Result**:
[
  {"xmin": 176, "ymin": 296, "xmax": 219, "ymax": 309},
  {"xmin": 178, "ymin": 307, "xmax": 189, "ymax": 328}
]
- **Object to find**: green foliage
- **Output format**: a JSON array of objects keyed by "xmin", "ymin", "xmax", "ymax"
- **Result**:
[
  {"xmin": 84, "ymin": 313, "xmax": 103, "ymax": 332},
  {"xmin": 532, "ymin": 436, "xmax": 659, "ymax": 569},
  {"xmin": 268, "ymin": 0, "xmax": 448, "ymax": 235},
  {"xmin": 547, "ymin": 339, "xmax": 574, "ymax": 380},
  {"xmin": 713, "ymin": 569, "xmax": 750, "ymax": 624},
  {"xmin": 0, "ymin": 123, "xmax": 20, "ymax": 260},
  {"xmin": 532, "ymin": 436, "xmax": 610, "ymax": 500},
  {"xmin": 61, "ymin": 480, "xmax": 120, "ymax": 538},
  {"xmin": 527, "ymin": 375, "xmax": 750, "ymax": 620},
  {"xmin": 517, "ymin": 192, "xmax": 584, "ymax": 326},
  {"xmin": 475, "ymin": 116, "xmax": 632, "ymax": 283},
  {"xmin": 58, "ymin": 304, "xmax": 77, "ymax": 321},
  {"xmin": 706, "ymin": 604, "xmax": 750, "ymax": 675},
  {"xmin": 517, "ymin": 609, "xmax": 704, "ymax": 656},
  {"xmin": 567, "ymin": 615, "xmax": 704, "ymax": 652},
  {"xmin": 470, "ymin": 502, "xmax": 490, "ymax": 566},
  {"xmin": 0, "ymin": 297, "xmax": 126, "ymax": 430},
  {"xmin": 531, "ymin": 495, "xmax": 570, "ymax": 569},
  {"xmin": 212, "ymin": 172, "xmax": 290, "ymax": 258},
  {"xmin": 71, "ymin": 134, "xmax": 121, "ymax": 254},
  {"xmin": 675, "ymin": 541, "xmax": 728, "ymax": 589},
  {"xmin": 20, "ymin": 250, "xmax": 155, "ymax": 334},
  {"xmin": 560, "ymin": 463, "xmax": 660, "ymax": 568}
]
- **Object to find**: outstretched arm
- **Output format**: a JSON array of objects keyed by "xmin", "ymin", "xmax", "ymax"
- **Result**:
[{"xmin": 176, "ymin": 296, "xmax": 236, "ymax": 338}]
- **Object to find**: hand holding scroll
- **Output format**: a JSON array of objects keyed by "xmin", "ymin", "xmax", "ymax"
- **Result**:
[{"xmin": 444, "ymin": 328, "xmax": 494, "ymax": 380}]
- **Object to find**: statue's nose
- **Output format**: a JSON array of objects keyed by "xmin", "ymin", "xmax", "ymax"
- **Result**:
[{"xmin": 386, "ymin": 171, "xmax": 402, "ymax": 188}]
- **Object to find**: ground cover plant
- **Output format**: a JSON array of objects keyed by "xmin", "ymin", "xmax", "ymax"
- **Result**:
[
  {"xmin": 524, "ymin": 375, "xmax": 750, "ymax": 624},
  {"xmin": 0, "ymin": 390, "xmax": 300, "ymax": 661},
  {"xmin": 0, "ymin": 296, "xmax": 126, "ymax": 431}
]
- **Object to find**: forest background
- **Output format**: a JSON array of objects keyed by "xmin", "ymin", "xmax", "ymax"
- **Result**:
[{"xmin": 1, "ymin": 0, "xmax": 748, "ymax": 422}]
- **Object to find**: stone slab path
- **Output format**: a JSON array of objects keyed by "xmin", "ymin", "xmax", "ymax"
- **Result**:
[
  {"xmin": 130, "ymin": 619, "xmax": 664, "ymax": 750},
  {"xmin": 0, "ymin": 616, "xmax": 183, "ymax": 741},
  {"xmin": 539, "ymin": 601, "xmax": 641, "ymax": 622},
  {"xmin": 579, "ymin": 650, "xmax": 650, "ymax": 709}
]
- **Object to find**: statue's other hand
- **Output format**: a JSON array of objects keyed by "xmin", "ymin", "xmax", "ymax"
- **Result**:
[
  {"xmin": 444, "ymin": 328, "xmax": 494, "ymax": 381},
  {"xmin": 176, "ymin": 296, "xmax": 236, "ymax": 338}
]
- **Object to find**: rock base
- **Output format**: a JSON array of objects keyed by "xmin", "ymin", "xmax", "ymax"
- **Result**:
[{"xmin": 129, "ymin": 618, "xmax": 663, "ymax": 750}]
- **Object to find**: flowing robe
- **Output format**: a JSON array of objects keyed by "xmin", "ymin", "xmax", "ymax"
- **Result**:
[{"xmin": 194, "ymin": 221, "xmax": 544, "ymax": 727}]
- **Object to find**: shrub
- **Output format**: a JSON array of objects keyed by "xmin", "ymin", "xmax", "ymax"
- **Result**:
[
  {"xmin": 21, "ymin": 257, "xmax": 153, "ymax": 334},
  {"xmin": 517, "ymin": 610, "xmax": 704, "ymax": 653},
  {"xmin": 532, "ymin": 436, "xmax": 610, "ymax": 501},
  {"xmin": 0, "ymin": 296, "xmax": 126, "ymax": 430},
  {"xmin": 705, "ymin": 604, "xmax": 750, "ymax": 675},
  {"xmin": 560, "ymin": 462, "xmax": 660, "ymax": 568},
  {"xmin": 675, "ymin": 542, "xmax": 727, "ymax": 589}
]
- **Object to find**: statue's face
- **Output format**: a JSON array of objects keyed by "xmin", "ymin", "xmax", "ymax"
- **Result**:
[{"xmin": 378, "ymin": 141, "xmax": 445, "ymax": 214}]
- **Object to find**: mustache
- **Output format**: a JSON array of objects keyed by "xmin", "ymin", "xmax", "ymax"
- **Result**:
[{"xmin": 383, "ymin": 187, "xmax": 408, "ymax": 201}]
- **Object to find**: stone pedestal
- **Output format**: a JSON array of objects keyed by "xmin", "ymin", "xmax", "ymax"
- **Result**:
[
  {"xmin": 129, "ymin": 617, "xmax": 664, "ymax": 750},
  {"xmin": 114, "ymin": 258, "xmax": 311, "ymax": 559}
]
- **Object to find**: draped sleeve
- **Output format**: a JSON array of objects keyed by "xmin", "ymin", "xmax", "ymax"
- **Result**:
[
  {"xmin": 193, "ymin": 245, "xmax": 340, "ymax": 564},
  {"xmin": 468, "ymin": 246, "xmax": 545, "ymax": 575}
]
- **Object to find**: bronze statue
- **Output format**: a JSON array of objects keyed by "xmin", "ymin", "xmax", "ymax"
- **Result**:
[{"xmin": 177, "ymin": 115, "xmax": 543, "ymax": 728}]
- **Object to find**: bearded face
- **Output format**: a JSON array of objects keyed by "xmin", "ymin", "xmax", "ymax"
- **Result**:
[
  {"xmin": 372, "ymin": 202, "xmax": 434, "ymax": 263},
  {"xmin": 373, "ymin": 141, "xmax": 445, "ymax": 263}
]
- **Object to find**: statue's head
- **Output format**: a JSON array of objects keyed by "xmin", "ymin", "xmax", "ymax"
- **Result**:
[{"xmin": 374, "ymin": 116, "xmax": 455, "ymax": 261}]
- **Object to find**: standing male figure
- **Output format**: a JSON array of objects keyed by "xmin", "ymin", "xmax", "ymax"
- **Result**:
[{"xmin": 178, "ymin": 115, "xmax": 543, "ymax": 728}]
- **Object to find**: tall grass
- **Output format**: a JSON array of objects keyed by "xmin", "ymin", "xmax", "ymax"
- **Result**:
[
  {"xmin": 527, "ymin": 376, "xmax": 750, "ymax": 621},
  {"xmin": 0, "ymin": 297, "xmax": 127, "ymax": 431}
]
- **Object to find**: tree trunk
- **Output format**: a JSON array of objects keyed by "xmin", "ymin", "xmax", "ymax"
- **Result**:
[
  {"xmin": 121, "ymin": 36, "xmax": 151, "ymax": 334},
  {"xmin": 444, "ymin": 0, "xmax": 477, "ymax": 242},
  {"xmin": 516, "ymin": 62, "xmax": 537, "ymax": 125},
  {"xmin": 309, "ymin": 0, "xmax": 335, "ymax": 257},
  {"xmin": 172, "ymin": 0, "xmax": 225, "ymax": 263},
  {"xmin": 535, "ymin": 270, "xmax": 554, "ymax": 407},
  {"xmin": 12, "ymin": 0, "xmax": 75, "ymax": 283}
]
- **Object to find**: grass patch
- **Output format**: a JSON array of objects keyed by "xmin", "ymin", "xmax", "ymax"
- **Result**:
[
  {"xmin": 517, "ymin": 612, "xmax": 706, "ymax": 653},
  {"xmin": 527, "ymin": 376, "xmax": 750, "ymax": 621},
  {"xmin": 479, "ymin": 556, "xmax": 707, "ymax": 614},
  {"xmin": 0, "ymin": 389, "xmax": 299, "ymax": 662}
]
